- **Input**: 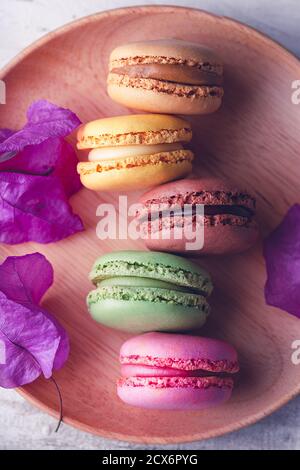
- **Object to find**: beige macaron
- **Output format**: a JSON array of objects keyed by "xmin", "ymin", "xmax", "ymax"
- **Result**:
[{"xmin": 107, "ymin": 39, "xmax": 223, "ymax": 115}]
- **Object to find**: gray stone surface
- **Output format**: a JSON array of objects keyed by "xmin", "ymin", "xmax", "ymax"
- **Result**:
[
  {"xmin": 0, "ymin": 0, "xmax": 299, "ymax": 450},
  {"xmin": 1, "ymin": 389, "xmax": 299, "ymax": 450}
]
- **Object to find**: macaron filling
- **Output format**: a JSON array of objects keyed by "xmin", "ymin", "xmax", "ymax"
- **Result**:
[
  {"xmin": 98, "ymin": 276, "xmax": 202, "ymax": 293},
  {"xmin": 138, "ymin": 191, "xmax": 256, "ymax": 229},
  {"xmin": 87, "ymin": 286, "xmax": 210, "ymax": 311},
  {"xmin": 120, "ymin": 355, "xmax": 239, "ymax": 373},
  {"xmin": 119, "ymin": 354, "xmax": 238, "ymax": 390},
  {"xmin": 118, "ymin": 376, "xmax": 233, "ymax": 390},
  {"xmin": 139, "ymin": 204, "xmax": 253, "ymax": 220},
  {"xmin": 108, "ymin": 73, "xmax": 223, "ymax": 98},
  {"xmin": 88, "ymin": 143, "xmax": 184, "ymax": 161},
  {"xmin": 84, "ymin": 142, "xmax": 193, "ymax": 172},
  {"xmin": 110, "ymin": 64, "xmax": 223, "ymax": 86},
  {"xmin": 120, "ymin": 363, "xmax": 234, "ymax": 378},
  {"xmin": 78, "ymin": 150, "xmax": 193, "ymax": 175}
]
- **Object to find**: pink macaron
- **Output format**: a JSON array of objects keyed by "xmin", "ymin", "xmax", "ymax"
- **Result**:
[
  {"xmin": 136, "ymin": 178, "xmax": 259, "ymax": 255},
  {"xmin": 117, "ymin": 332, "xmax": 239, "ymax": 410}
]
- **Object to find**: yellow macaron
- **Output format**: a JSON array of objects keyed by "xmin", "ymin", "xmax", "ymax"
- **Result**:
[{"xmin": 76, "ymin": 114, "xmax": 193, "ymax": 191}]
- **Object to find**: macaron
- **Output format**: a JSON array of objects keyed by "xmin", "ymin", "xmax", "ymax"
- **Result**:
[
  {"xmin": 76, "ymin": 114, "xmax": 194, "ymax": 191},
  {"xmin": 107, "ymin": 39, "xmax": 223, "ymax": 115},
  {"xmin": 137, "ymin": 178, "xmax": 259, "ymax": 255},
  {"xmin": 118, "ymin": 332, "xmax": 239, "ymax": 410},
  {"xmin": 87, "ymin": 251, "xmax": 213, "ymax": 333}
]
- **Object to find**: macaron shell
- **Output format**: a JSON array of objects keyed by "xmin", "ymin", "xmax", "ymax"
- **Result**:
[
  {"xmin": 109, "ymin": 39, "xmax": 222, "ymax": 69},
  {"xmin": 120, "ymin": 332, "xmax": 238, "ymax": 364},
  {"xmin": 89, "ymin": 250, "xmax": 213, "ymax": 294},
  {"xmin": 107, "ymin": 82, "xmax": 222, "ymax": 115},
  {"xmin": 139, "ymin": 177, "xmax": 255, "ymax": 204},
  {"xmin": 141, "ymin": 220, "xmax": 259, "ymax": 255},
  {"xmin": 88, "ymin": 298, "xmax": 209, "ymax": 333},
  {"xmin": 78, "ymin": 157, "xmax": 192, "ymax": 191},
  {"xmin": 117, "ymin": 379, "xmax": 232, "ymax": 410},
  {"xmin": 77, "ymin": 114, "xmax": 192, "ymax": 148}
]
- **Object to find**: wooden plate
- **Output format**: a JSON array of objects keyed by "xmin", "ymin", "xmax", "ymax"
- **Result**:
[{"xmin": 1, "ymin": 6, "xmax": 300, "ymax": 444}]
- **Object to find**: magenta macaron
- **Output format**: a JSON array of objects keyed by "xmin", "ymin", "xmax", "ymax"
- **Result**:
[
  {"xmin": 117, "ymin": 332, "xmax": 239, "ymax": 410},
  {"xmin": 136, "ymin": 177, "xmax": 259, "ymax": 255}
]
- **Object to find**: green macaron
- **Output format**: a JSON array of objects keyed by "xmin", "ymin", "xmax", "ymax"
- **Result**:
[{"xmin": 87, "ymin": 251, "xmax": 213, "ymax": 333}]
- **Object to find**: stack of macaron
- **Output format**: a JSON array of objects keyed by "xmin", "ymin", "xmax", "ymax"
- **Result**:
[{"xmin": 79, "ymin": 38, "xmax": 259, "ymax": 410}]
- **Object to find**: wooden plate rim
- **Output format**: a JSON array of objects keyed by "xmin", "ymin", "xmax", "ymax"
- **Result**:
[
  {"xmin": 17, "ymin": 385, "xmax": 300, "ymax": 444},
  {"xmin": 1, "ymin": 5, "xmax": 300, "ymax": 79}
]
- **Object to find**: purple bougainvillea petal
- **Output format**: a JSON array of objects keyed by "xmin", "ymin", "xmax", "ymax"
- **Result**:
[
  {"xmin": 264, "ymin": 204, "xmax": 300, "ymax": 319},
  {"xmin": 0, "ymin": 129, "xmax": 15, "ymax": 144},
  {"xmin": 0, "ymin": 130, "xmax": 18, "ymax": 163},
  {"xmin": 0, "ymin": 100, "xmax": 82, "ymax": 243},
  {"xmin": 0, "ymin": 253, "xmax": 70, "ymax": 388},
  {"xmin": 0, "ymin": 172, "xmax": 84, "ymax": 244},
  {"xmin": 0, "ymin": 293, "xmax": 60, "ymax": 387},
  {"xmin": 0, "ymin": 329, "xmax": 42, "ymax": 388},
  {"xmin": 0, "ymin": 137, "xmax": 81, "ymax": 197},
  {"xmin": 52, "ymin": 139, "xmax": 82, "ymax": 197},
  {"xmin": 0, "ymin": 138, "xmax": 60, "ymax": 173},
  {"xmin": 41, "ymin": 309, "xmax": 70, "ymax": 371},
  {"xmin": 0, "ymin": 253, "xmax": 53, "ymax": 306},
  {"xmin": 0, "ymin": 100, "xmax": 81, "ymax": 154}
]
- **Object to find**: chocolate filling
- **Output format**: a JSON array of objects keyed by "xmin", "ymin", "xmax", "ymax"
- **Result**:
[
  {"xmin": 111, "ymin": 63, "xmax": 223, "ymax": 86},
  {"xmin": 204, "ymin": 205, "xmax": 253, "ymax": 217},
  {"xmin": 140, "ymin": 204, "xmax": 254, "ymax": 223}
]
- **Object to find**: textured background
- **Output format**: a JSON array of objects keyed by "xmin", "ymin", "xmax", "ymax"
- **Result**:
[{"xmin": 0, "ymin": 0, "xmax": 299, "ymax": 450}]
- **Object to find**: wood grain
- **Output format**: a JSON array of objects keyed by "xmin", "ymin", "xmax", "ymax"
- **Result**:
[{"xmin": 0, "ymin": 6, "xmax": 300, "ymax": 444}]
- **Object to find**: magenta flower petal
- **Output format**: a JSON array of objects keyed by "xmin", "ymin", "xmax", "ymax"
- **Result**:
[
  {"xmin": 264, "ymin": 204, "xmax": 300, "ymax": 319},
  {"xmin": 52, "ymin": 139, "xmax": 82, "ymax": 197},
  {"xmin": 41, "ymin": 309, "xmax": 70, "ymax": 371},
  {"xmin": 0, "ymin": 293, "xmax": 60, "ymax": 387},
  {"xmin": 0, "ymin": 330, "xmax": 42, "ymax": 388},
  {"xmin": 0, "ymin": 172, "xmax": 84, "ymax": 244},
  {"xmin": 0, "ymin": 253, "xmax": 70, "ymax": 388},
  {"xmin": 0, "ymin": 100, "xmax": 83, "ymax": 243},
  {"xmin": 0, "ymin": 138, "xmax": 81, "ymax": 197},
  {"xmin": 0, "ymin": 137, "xmax": 63, "ymax": 175},
  {"xmin": 0, "ymin": 100, "xmax": 81, "ymax": 154},
  {"xmin": 0, "ymin": 253, "xmax": 53, "ymax": 306},
  {"xmin": 0, "ymin": 129, "xmax": 15, "ymax": 143}
]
